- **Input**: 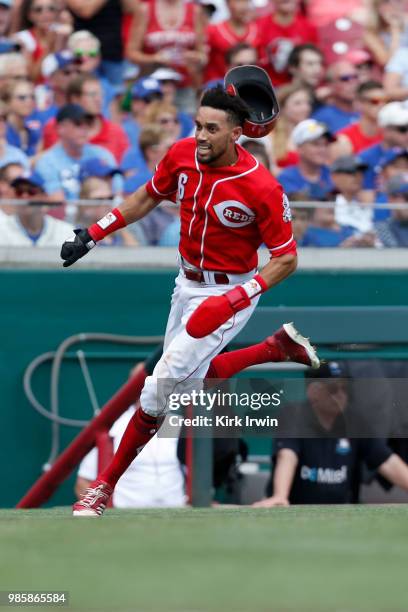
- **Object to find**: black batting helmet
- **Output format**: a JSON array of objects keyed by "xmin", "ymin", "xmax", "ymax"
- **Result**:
[{"xmin": 224, "ymin": 65, "xmax": 279, "ymax": 138}]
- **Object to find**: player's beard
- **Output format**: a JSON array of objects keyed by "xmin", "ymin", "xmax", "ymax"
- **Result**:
[{"xmin": 197, "ymin": 141, "xmax": 229, "ymax": 165}]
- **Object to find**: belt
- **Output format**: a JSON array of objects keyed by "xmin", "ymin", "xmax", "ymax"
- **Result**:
[
  {"xmin": 183, "ymin": 268, "xmax": 230, "ymax": 285},
  {"xmin": 179, "ymin": 254, "xmax": 255, "ymax": 285}
]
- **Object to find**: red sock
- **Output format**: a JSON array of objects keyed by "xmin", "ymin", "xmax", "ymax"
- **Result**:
[
  {"xmin": 99, "ymin": 407, "xmax": 161, "ymax": 488},
  {"xmin": 207, "ymin": 338, "xmax": 284, "ymax": 379}
]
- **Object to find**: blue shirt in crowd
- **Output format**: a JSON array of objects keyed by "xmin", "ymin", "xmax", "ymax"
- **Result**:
[
  {"xmin": 177, "ymin": 112, "xmax": 194, "ymax": 138},
  {"xmin": 372, "ymin": 192, "xmax": 391, "ymax": 221},
  {"xmin": 0, "ymin": 144, "xmax": 30, "ymax": 170},
  {"xmin": 35, "ymin": 143, "xmax": 119, "ymax": 200},
  {"xmin": 31, "ymin": 104, "xmax": 58, "ymax": 127},
  {"xmin": 123, "ymin": 165, "xmax": 153, "ymax": 194},
  {"xmin": 121, "ymin": 144, "xmax": 146, "ymax": 177},
  {"xmin": 359, "ymin": 143, "xmax": 394, "ymax": 189},
  {"xmin": 158, "ymin": 217, "xmax": 180, "ymax": 246},
  {"xmin": 122, "ymin": 117, "xmax": 141, "ymax": 149},
  {"xmin": 6, "ymin": 120, "xmax": 42, "ymax": 157},
  {"xmin": 278, "ymin": 165, "xmax": 333, "ymax": 199},
  {"xmin": 312, "ymin": 105, "xmax": 359, "ymax": 133},
  {"xmin": 301, "ymin": 224, "xmax": 356, "ymax": 247},
  {"xmin": 376, "ymin": 218, "xmax": 408, "ymax": 247}
]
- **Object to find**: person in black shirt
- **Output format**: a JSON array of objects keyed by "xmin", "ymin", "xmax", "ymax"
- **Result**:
[
  {"xmin": 254, "ymin": 362, "xmax": 408, "ymax": 506},
  {"xmin": 66, "ymin": 0, "xmax": 134, "ymax": 86}
]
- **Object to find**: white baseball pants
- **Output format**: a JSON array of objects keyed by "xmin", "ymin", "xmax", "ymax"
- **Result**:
[{"xmin": 141, "ymin": 270, "xmax": 259, "ymax": 417}]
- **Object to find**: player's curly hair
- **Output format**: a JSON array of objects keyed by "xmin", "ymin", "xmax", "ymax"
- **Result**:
[{"xmin": 200, "ymin": 85, "xmax": 251, "ymax": 127}]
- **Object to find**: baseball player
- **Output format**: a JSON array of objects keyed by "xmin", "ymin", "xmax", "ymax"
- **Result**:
[{"xmin": 61, "ymin": 67, "xmax": 320, "ymax": 517}]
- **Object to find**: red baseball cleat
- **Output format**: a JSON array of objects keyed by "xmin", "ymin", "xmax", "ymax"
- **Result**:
[
  {"xmin": 72, "ymin": 479, "xmax": 113, "ymax": 517},
  {"xmin": 268, "ymin": 322, "xmax": 320, "ymax": 369}
]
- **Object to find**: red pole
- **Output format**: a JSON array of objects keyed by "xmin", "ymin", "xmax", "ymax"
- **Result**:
[
  {"xmin": 96, "ymin": 430, "xmax": 114, "ymax": 474},
  {"xmin": 16, "ymin": 366, "xmax": 147, "ymax": 508}
]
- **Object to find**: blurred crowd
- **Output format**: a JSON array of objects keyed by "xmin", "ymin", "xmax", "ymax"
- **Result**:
[{"xmin": 0, "ymin": 0, "xmax": 408, "ymax": 247}]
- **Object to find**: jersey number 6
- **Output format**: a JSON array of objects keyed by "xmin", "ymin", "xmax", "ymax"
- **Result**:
[{"xmin": 177, "ymin": 173, "xmax": 188, "ymax": 205}]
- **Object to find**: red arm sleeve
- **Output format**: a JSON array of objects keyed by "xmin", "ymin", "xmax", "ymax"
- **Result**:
[
  {"xmin": 145, "ymin": 143, "xmax": 179, "ymax": 200},
  {"xmin": 257, "ymin": 184, "xmax": 297, "ymax": 257}
]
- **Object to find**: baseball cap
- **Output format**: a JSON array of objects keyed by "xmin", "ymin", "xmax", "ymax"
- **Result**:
[
  {"xmin": 386, "ymin": 173, "xmax": 408, "ymax": 195},
  {"xmin": 56, "ymin": 103, "xmax": 91, "ymax": 124},
  {"xmin": 79, "ymin": 158, "xmax": 120, "ymax": 181},
  {"xmin": 292, "ymin": 119, "xmax": 335, "ymax": 147},
  {"xmin": 131, "ymin": 77, "xmax": 162, "ymax": 100},
  {"xmin": 379, "ymin": 149, "xmax": 408, "ymax": 169},
  {"xmin": 11, "ymin": 171, "xmax": 45, "ymax": 191},
  {"xmin": 378, "ymin": 102, "xmax": 408, "ymax": 128},
  {"xmin": 42, "ymin": 50, "xmax": 79, "ymax": 79},
  {"xmin": 305, "ymin": 361, "xmax": 347, "ymax": 380},
  {"xmin": 150, "ymin": 68, "xmax": 182, "ymax": 83},
  {"xmin": 330, "ymin": 155, "xmax": 368, "ymax": 173}
]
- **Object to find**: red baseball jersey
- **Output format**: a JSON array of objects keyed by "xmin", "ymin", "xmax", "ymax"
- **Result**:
[
  {"xmin": 145, "ymin": 138, "xmax": 296, "ymax": 273},
  {"xmin": 142, "ymin": 0, "xmax": 197, "ymax": 87},
  {"xmin": 256, "ymin": 13, "xmax": 318, "ymax": 86},
  {"xmin": 204, "ymin": 20, "xmax": 261, "ymax": 83}
]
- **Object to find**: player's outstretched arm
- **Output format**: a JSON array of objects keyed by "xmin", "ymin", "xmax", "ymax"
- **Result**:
[
  {"xmin": 252, "ymin": 448, "xmax": 298, "ymax": 508},
  {"xmin": 378, "ymin": 453, "xmax": 408, "ymax": 490},
  {"xmin": 186, "ymin": 253, "xmax": 297, "ymax": 339},
  {"xmin": 60, "ymin": 185, "xmax": 159, "ymax": 267}
]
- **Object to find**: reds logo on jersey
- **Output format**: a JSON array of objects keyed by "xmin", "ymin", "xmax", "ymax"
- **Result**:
[{"xmin": 213, "ymin": 201, "xmax": 256, "ymax": 228}]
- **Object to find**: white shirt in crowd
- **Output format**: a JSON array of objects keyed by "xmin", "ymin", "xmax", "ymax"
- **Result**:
[
  {"xmin": 0, "ymin": 213, "xmax": 73, "ymax": 247},
  {"xmin": 334, "ymin": 194, "xmax": 374, "ymax": 233},
  {"xmin": 78, "ymin": 407, "xmax": 187, "ymax": 508}
]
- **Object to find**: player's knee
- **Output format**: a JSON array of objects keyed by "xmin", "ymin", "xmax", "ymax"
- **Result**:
[
  {"xmin": 140, "ymin": 375, "xmax": 162, "ymax": 417},
  {"xmin": 140, "ymin": 347, "xmax": 205, "ymax": 417},
  {"xmin": 140, "ymin": 356, "xmax": 177, "ymax": 417}
]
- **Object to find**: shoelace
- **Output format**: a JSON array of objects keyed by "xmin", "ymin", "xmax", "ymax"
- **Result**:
[{"xmin": 80, "ymin": 484, "xmax": 108, "ymax": 508}]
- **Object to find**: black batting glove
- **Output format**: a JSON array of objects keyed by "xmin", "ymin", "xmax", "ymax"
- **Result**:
[{"xmin": 60, "ymin": 228, "xmax": 96, "ymax": 268}]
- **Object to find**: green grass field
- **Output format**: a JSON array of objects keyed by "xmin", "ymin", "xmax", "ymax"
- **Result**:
[{"xmin": 1, "ymin": 506, "xmax": 408, "ymax": 612}]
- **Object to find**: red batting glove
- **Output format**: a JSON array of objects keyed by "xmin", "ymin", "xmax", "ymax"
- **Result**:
[{"xmin": 186, "ymin": 275, "xmax": 267, "ymax": 338}]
